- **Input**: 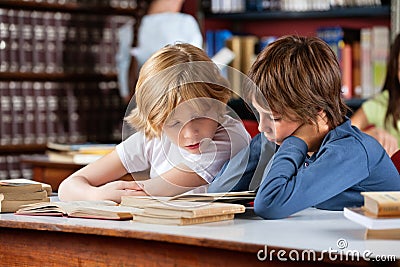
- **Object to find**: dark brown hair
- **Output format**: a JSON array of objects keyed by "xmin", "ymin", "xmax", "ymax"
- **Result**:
[
  {"xmin": 382, "ymin": 33, "xmax": 400, "ymax": 131},
  {"xmin": 247, "ymin": 35, "xmax": 349, "ymax": 128}
]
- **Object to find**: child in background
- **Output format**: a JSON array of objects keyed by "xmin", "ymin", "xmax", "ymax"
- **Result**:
[
  {"xmin": 116, "ymin": 0, "xmax": 203, "ymax": 103},
  {"xmin": 58, "ymin": 43, "xmax": 250, "ymax": 202},
  {"xmin": 351, "ymin": 33, "xmax": 400, "ymax": 157},
  {"xmin": 210, "ymin": 35, "xmax": 400, "ymax": 219}
]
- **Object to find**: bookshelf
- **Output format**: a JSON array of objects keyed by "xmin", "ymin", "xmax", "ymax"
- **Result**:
[
  {"xmin": 194, "ymin": 0, "xmax": 398, "ymax": 114},
  {"xmin": 0, "ymin": 0, "xmax": 139, "ymax": 179},
  {"xmin": 203, "ymin": 6, "xmax": 390, "ymax": 20}
]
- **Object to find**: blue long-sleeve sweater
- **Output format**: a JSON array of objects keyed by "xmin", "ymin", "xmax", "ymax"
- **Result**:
[{"xmin": 209, "ymin": 118, "xmax": 400, "ymax": 219}]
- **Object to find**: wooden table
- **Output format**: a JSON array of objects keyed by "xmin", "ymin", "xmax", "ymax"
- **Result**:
[{"xmin": 0, "ymin": 208, "xmax": 399, "ymax": 266}]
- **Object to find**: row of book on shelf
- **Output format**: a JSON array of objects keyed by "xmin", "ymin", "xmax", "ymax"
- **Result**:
[
  {"xmin": 0, "ymin": 8, "xmax": 130, "ymax": 74},
  {"xmin": 4, "ymin": 0, "xmax": 137, "ymax": 9},
  {"xmin": 0, "ymin": 80, "xmax": 124, "ymax": 146},
  {"xmin": 45, "ymin": 141, "xmax": 116, "ymax": 164},
  {"xmin": 1, "ymin": 178, "xmax": 255, "ymax": 226},
  {"xmin": 207, "ymin": 25, "xmax": 389, "ymax": 100},
  {"xmin": 203, "ymin": 0, "xmax": 384, "ymax": 14},
  {"xmin": 0, "ymin": 155, "xmax": 32, "ymax": 180},
  {"xmin": 344, "ymin": 191, "xmax": 400, "ymax": 240}
]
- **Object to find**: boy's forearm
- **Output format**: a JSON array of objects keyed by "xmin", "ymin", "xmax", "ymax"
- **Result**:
[
  {"xmin": 254, "ymin": 137, "xmax": 370, "ymax": 219},
  {"xmin": 254, "ymin": 137, "xmax": 308, "ymax": 219},
  {"xmin": 58, "ymin": 176, "xmax": 98, "ymax": 201}
]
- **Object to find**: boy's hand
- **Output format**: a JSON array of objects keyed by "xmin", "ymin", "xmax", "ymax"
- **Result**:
[
  {"xmin": 292, "ymin": 112, "xmax": 330, "ymax": 152},
  {"xmin": 97, "ymin": 180, "xmax": 146, "ymax": 202}
]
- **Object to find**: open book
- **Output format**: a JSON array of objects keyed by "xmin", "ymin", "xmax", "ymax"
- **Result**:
[
  {"xmin": 121, "ymin": 191, "xmax": 256, "ymax": 208},
  {"xmin": 170, "ymin": 190, "xmax": 256, "ymax": 205},
  {"xmin": 15, "ymin": 200, "xmax": 142, "ymax": 220}
]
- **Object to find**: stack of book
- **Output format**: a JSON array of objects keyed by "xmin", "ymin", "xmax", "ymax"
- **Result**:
[
  {"xmin": 344, "ymin": 191, "xmax": 400, "ymax": 239},
  {"xmin": 123, "ymin": 200, "xmax": 246, "ymax": 226},
  {"xmin": 15, "ymin": 200, "xmax": 139, "ymax": 221},
  {"xmin": 45, "ymin": 142, "xmax": 115, "ymax": 164},
  {"xmin": 0, "ymin": 178, "xmax": 52, "ymax": 213},
  {"xmin": 121, "ymin": 193, "xmax": 249, "ymax": 225}
]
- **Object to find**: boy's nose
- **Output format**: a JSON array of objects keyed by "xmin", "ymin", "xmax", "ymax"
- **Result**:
[
  {"xmin": 181, "ymin": 121, "xmax": 199, "ymax": 138},
  {"xmin": 258, "ymin": 116, "xmax": 273, "ymax": 133}
]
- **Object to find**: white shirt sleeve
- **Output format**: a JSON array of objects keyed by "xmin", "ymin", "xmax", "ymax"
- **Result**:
[{"xmin": 115, "ymin": 132, "xmax": 151, "ymax": 173}]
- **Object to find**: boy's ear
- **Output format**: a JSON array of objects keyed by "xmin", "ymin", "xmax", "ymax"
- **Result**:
[{"xmin": 317, "ymin": 110, "xmax": 327, "ymax": 118}]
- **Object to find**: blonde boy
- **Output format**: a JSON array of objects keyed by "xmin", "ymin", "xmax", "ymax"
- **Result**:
[{"xmin": 58, "ymin": 43, "xmax": 250, "ymax": 202}]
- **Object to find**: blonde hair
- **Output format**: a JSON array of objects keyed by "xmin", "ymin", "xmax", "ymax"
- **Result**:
[{"xmin": 125, "ymin": 43, "xmax": 231, "ymax": 139}]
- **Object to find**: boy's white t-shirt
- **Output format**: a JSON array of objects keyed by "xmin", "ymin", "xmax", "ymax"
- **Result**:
[{"xmin": 116, "ymin": 115, "xmax": 250, "ymax": 192}]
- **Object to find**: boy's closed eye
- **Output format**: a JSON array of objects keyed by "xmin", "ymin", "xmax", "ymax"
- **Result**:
[
  {"xmin": 166, "ymin": 120, "xmax": 182, "ymax": 128},
  {"xmin": 268, "ymin": 115, "xmax": 282, "ymax": 122}
]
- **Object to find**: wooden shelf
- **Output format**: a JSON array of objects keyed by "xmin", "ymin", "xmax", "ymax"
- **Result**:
[
  {"xmin": 0, "ymin": 1, "xmax": 137, "ymax": 16},
  {"xmin": 204, "ymin": 6, "xmax": 390, "ymax": 20},
  {"xmin": 0, "ymin": 72, "xmax": 117, "ymax": 82},
  {"xmin": 0, "ymin": 144, "xmax": 47, "ymax": 155}
]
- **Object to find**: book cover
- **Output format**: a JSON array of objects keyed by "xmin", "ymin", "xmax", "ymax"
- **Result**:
[
  {"xmin": 365, "ymin": 228, "xmax": 400, "ymax": 240},
  {"xmin": 343, "ymin": 207, "xmax": 400, "ymax": 230},
  {"xmin": 316, "ymin": 26, "xmax": 360, "ymax": 99},
  {"xmin": 214, "ymin": 29, "xmax": 233, "ymax": 55},
  {"xmin": 360, "ymin": 28, "xmax": 373, "ymax": 98},
  {"xmin": 8, "ymin": 9, "xmax": 19, "ymax": 73},
  {"xmin": 341, "ymin": 43, "xmax": 353, "ymax": 99},
  {"xmin": 10, "ymin": 81, "xmax": 24, "ymax": 145},
  {"xmin": 15, "ymin": 200, "xmax": 140, "ymax": 220},
  {"xmin": 206, "ymin": 30, "xmax": 215, "ymax": 57},
  {"xmin": 0, "ymin": 178, "xmax": 52, "ymax": 196},
  {"xmin": 22, "ymin": 81, "xmax": 36, "ymax": 144},
  {"xmin": 361, "ymin": 191, "xmax": 400, "ymax": 216},
  {"xmin": 240, "ymin": 35, "xmax": 258, "ymax": 75},
  {"xmin": 371, "ymin": 26, "xmax": 389, "ymax": 96},
  {"xmin": 44, "ymin": 82, "xmax": 59, "ymax": 143},
  {"xmin": 352, "ymin": 41, "xmax": 362, "ymax": 98},
  {"xmin": 133, "ymin": 213, "xmax": 234, "ymax": 226},
  {"xmin": 0, "ymin": 189, "xmax": 47, "ymax": 201},
  {"xmin": 46, "ymin": 150, "xmax": 103, "ymax": 165},
  {"xmin": 0, "ymin": 180, "xmax": 44, "ymax": 193},
  {"xmin": 0, "ymin": 81, "xmax": 12, "ymax": 146},
  {"xmin": 225, "ymin": 36, "xmax": 242, "ymax": 96},
  {"xmin": 47, "ymin": 141, "xmax": 115, "ymax": 153},
  {"xmin": 1, "ymin": 197, "xmax": 50, "ymax": 213},
  {"xmin": 33, "ymin": 81, "xmax": 47, "ymax": 144},
  {"xmin": 0, "ymin": 8, "xmax": 8, "ymax": 72}
]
